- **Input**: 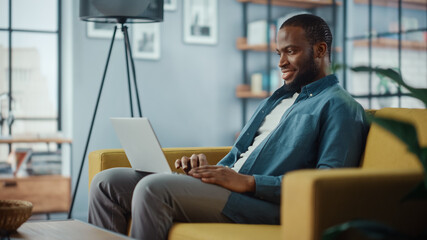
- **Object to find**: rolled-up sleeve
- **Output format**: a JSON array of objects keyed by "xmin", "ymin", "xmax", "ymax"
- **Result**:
[{"xmin": 253, "ymin": 175, "xmax": 283, "ymax": 204}]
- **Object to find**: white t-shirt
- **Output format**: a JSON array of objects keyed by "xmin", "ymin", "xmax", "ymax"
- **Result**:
[{"xmin": 232, "ymin": 93, "xmax": 298, "ymax": 172}]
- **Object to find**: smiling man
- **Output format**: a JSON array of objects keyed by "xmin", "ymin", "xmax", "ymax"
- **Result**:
[{"xmin": 88, "ymin": 14, "xmax": 368, "ymax": 240}]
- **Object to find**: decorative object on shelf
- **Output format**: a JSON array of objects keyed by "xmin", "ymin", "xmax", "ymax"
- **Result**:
[
  {"xmin": 0, "ymin": 200, "xmax": 32, "ymax": 236},
  {"xmin": 70, "ymin": 0, "xmax": 164, "ymax": 219},
  {"xmin": 87, "ymin": 22, "xmax": 123, "ymax": 39},
  {"xmin": 183, "ymin": 0, "xmax": 218, "ymax": 45},
  {"xmin": 247, "ymin": 20, "xmax": 276, "ymax": 46},
  {"xmin": 132, "ymin": 23, "xmax": 161, "ymax": 60},
  {"xmin": 164, "ymin": 0, "xmax": 177, "ymax": 11}
]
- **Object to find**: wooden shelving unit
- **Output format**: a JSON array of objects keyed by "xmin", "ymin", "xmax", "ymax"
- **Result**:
[
  {"xmin": 353, "ymin": 38, "xmax": 427, "ymax": 50},
  {"xmin": 236, "ymin": 84, "xmax": 270, "ymax": 99},
  {"xmin": 237, "ymin": 0, "xmax": 339, "ymax": 8},
  {"xmin": 236, "ymin": 37, "xmax": 277, "ymax": 52},
  {"xmin": 0, "ymin": 137, "xmax": 72, "ymax": 144},
  {"xmin": 355, "ymin": 0, "xmax": 427, "ymax": 10},
  {"xmin": 237, "ymin": 37, "xmax": 343, "ymax": 52}
]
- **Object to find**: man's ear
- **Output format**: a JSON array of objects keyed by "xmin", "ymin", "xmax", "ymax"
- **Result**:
[{"xmin": 314, "ymin": 42, "xmax": 328, "ymax": 59}]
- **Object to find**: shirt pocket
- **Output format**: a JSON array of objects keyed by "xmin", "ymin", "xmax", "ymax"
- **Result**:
[{"xmin": 278, "ymin": 113, "xmax": 318, "ymax": 147}]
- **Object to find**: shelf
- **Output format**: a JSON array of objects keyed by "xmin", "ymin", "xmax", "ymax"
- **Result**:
[
  {"xmin": 354, "ymin": 0, "xmax": 427, "ymax": 10},
  {"xmin": 0, "ymin": 137, "xmax": 72, "ymax": 144},
  {"xmin": 353, "ymin": 38, "xmax": 427, "ymax": 50},
  {"xmin": 237, "ymin": 37, "xmax": 343, "ymax": 52},
  {"xmin": 236, "ymin": 37, "xmax": 277, "ymax": 52},
  {"xmin": 237, "ymin": 0, "xmax": 339, "ymax": 8},
  {"xmin": 236, "ymin": 84, "xmax": 270, "ymax": 99}
]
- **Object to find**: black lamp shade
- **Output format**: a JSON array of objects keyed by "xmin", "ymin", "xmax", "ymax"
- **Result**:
[{"xmin": 80, "ymin": 0, "xmax": 163, "ymax": 23}]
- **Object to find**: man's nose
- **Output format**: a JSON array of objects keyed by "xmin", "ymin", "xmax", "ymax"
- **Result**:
[{"xmin": 278, "ymin": 56, "xmax": 288, "ymax": 68}]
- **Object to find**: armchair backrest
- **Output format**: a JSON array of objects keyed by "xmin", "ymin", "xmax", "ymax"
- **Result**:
[{"xmin": 360, "ymin": 108, "xmax": 426, "ymax": 170}]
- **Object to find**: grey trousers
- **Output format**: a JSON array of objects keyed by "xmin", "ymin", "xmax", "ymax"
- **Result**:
[{"xmin": 88, "ymin": 168, "xmax": 233, "ymax": 240}]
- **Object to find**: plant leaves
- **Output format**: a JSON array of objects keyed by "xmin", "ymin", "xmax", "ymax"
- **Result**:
[
  {"xmin": 421, "ymin": 148, "xmax": 427, "ymax": 187},
  {"xmin": 401, "ymin": 182, "xmax": 427, "ymax": 202},
  {"xmin": 368, "ymin": 116, "xmax": 421, "ymax": 157},
  {"xmin": 351, "ymin": 66, "xmax": 427, "ymax": 107},
  {"xmin": 322, "ymin": 220, "xmax": 414, "ymax": 240},
  {"xmin": 368, "ymin": 116, "xmax": 427, "ymax": 200}
]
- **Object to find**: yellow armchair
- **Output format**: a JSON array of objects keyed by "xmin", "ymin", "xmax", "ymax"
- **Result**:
[{"xmin": 88, "ymin": 108, "xmax": 427, "ymax": 240}]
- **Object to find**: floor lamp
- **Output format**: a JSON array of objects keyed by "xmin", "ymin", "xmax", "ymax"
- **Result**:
[{"xmin": 68, "ymin": 0, "xmax": 164, "ymax": 219}]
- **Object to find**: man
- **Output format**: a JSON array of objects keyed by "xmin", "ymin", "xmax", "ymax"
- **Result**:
[{"xmin": 88, "ymin": 14, "xmax": 368, "ymax": 240}]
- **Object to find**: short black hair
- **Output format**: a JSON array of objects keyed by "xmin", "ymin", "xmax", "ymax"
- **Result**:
[{"xmin": 280, "ymin": 14, "xmax": 333, "ymax": 62}]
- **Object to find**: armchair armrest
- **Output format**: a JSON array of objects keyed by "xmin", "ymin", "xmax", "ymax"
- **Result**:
[
  {"xmin": 88, "ymin": 147, "xmax": 232, "ymax": 188},
  {"xmin": 282, "ymin": 168, "xmax": 426, "ymax": 240}
]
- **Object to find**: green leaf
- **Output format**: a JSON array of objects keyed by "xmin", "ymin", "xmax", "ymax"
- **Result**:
[
  {"xmin": 369, "ymin": 116, "xmax": 421, "ymax": 156},
  {"xmin": 420, "ymin": 148, "xmax": 427, "ymax": 187},
  {"xmin": 322, "ymin": 220, "xmax": 413, "ymax": 240},
  {"xmin": 351, "ymin": 66, "xmax": 427, "ymax": 107},
  {"xmin": 402, "ymin": 182, "xmax": 427, "ymax": 202}
]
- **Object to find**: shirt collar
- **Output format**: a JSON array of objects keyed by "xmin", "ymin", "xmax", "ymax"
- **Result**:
[{"xmin": 299, "ymin": 74, "xmax": 338, "ymax": 98}]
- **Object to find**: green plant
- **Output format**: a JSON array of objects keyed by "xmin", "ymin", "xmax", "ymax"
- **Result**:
[{"xmin": 321, "ymin": 66, "xmax": 427, "ymax": 240}]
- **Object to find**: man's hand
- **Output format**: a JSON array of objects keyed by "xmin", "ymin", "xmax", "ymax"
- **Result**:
[
  {"xmin": 188, "ymin": 166, "xmax": 255, "ymax": 193},
  {"xmin": 175, "ymin": 153, "xmax": 208, "ymax": 174}
]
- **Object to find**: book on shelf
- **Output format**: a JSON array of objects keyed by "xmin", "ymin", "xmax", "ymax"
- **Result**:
[
  {"xmin": 14, "ymin": 150, "xmax": 62, "ymax": 176},
  {"xmin": 27, "ymin": 151, "xmax": 62, "ymax": 176},
  {"xmin": 250, "ymin": 69, "xmax": 281, "ymax": 94},
  {"xmin": 0, "ymin": 161, "xmax": 12, "ymax": 175}
]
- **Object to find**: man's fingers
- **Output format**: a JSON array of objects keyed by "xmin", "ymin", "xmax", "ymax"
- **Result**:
[
  {"xmin": 193, "ymin": 165, "xmax": 222, "ymax": 171},
  {"xmin": 200, "ymin": 177, "xmax": 217, "ymax": 184},
  {"xmin": 174, "ymin": 159, "xmax": 181, "ymax": 169},
  {"xmin": 180, "ymin": 156, "xmax": 190, "ymax": 171},
  {"xmin": 190, "ymin": 154, "xmax": 199, "ymax": 169},
  {"xmin": 198, "ymin": 154, "xmax": 208, "ymax": 166}
]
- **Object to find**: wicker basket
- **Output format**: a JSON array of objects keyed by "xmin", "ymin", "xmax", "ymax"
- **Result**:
[{"xmin": 0, "ymin": 200, "xmax": 33, "ymax": 233}]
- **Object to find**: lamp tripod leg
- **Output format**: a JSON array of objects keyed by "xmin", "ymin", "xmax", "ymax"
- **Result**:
[
  {"xmin": 123, "ymin": 26, "xmax": 143, "ymax": 117},
  {"xmin": 122, "ymin": 25, "xmax": 134, "ymax": 117},
  {"xmin": 67, "ymin": 26, "xmax": 118, "ymax": 219}
]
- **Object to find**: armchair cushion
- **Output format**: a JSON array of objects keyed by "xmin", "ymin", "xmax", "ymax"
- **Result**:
[{"xmin": 88, "ymin": 147, "xmax": 232, "ymax": 188}]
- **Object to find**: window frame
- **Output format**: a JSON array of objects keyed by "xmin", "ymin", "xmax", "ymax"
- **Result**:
[{"xmin": 0, "ymin": 0, "xmax": 62, "ymax": 137}]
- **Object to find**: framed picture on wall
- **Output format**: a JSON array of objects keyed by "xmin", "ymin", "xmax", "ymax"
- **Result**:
[
  {"xmin": 132, "ymin": 23, "xmax": 161, "ymax": 60},
  {"xmin": 183, "ymin": 0, "xmax": 218, "ymax": 45},
  {"xmin": 87, "ymin": 22, "xmax": 123, "ymax": 39},
  {"xmin": 164, "ymin": 0, "xmax": 177, "ymax": 11}
]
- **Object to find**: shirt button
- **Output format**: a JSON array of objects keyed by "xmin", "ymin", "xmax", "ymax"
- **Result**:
[
  {"xmin": 309, "ymin": 93, "xmax": 313, "ymax": 97},
  {"xmin": 246, "ymin": 133, "xmax": 250, "ymax": 135},
  {"xmin": 261, "ymin": 110, "xmax": 265, "ymax": 113}
]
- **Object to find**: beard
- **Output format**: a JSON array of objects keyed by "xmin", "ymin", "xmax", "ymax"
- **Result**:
[{"xmin": 284, "ymin": 50, "xmax": 319, "ymax": 92}]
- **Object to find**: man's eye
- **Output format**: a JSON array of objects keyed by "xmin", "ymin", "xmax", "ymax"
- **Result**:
[{"xmin": 287, "ymin": 50, "xmax": 294, "ymax": 54}]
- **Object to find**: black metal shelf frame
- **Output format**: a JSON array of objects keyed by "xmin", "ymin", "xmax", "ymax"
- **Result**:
[
  {"xmin": 343, "ymin": 0, "xmax": 427, "ymax": 109},
  {"xmin": 346, "ymin": 27, "xmax": 427, "ymax": 41}
]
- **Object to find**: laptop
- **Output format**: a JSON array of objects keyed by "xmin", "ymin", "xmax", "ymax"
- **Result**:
[{"xmin": 110, "ymin": 117, "xmax": 172, "ymax": 173}]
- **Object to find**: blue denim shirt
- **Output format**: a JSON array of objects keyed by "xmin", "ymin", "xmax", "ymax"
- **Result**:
[{"xmin": 218, "ymin": 75, "xmax": 368, "ymax": 224}]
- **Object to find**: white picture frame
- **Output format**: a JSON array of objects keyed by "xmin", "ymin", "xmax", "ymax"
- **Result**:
[
  {"xmin": 183, "ymin": 0, "xmax": 218, "ymax": 45},
  {"xmin": 164, "ymin": 0, "xmax": 177, "ymax": 11},
  {"xmin": 132, "ymin": 23, "xmax": 161, "ymax": 60},
  {"xmin": 87, "ymin": 22, "xmax": 123, "ymax": 39}
]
